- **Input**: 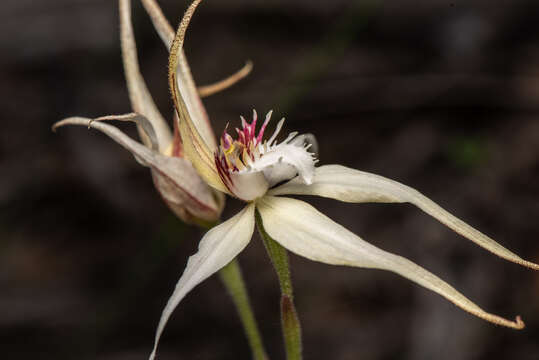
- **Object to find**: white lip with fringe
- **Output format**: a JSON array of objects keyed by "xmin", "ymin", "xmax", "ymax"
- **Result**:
[{"xmin": 215, "ymin": 110, "xmax": 317, "ymax": 201}]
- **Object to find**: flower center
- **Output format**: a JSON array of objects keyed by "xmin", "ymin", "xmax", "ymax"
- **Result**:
[{"xmin": 214, "ymin": 110, "xmax": 317, "ymax": 200}]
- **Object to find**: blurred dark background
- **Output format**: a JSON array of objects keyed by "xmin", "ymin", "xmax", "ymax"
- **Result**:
[{"xmin": 2, "ymin": 0, "xmax": 539, "ymax": 359}]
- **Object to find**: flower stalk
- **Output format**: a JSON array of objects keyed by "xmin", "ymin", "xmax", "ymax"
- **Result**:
[
  {"xmin": 218, "ymin": 258, "xmax": 269, "ymax": 360},
  {"xmin": 256, "ymin": 210, "xmax": 303, "ymax": 360}
]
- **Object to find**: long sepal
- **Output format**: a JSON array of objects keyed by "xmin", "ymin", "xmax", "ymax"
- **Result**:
[
  {"xmin": 168, "ymin": 0, "xmax": 229, "ymax": 193},
  {"xmin": 269, "ymin": 164, "xmax": 539, "ymax": 270},
  {"xmin": 141, "ymin": 0, "xmax": 253, "ymax": 98},
  {"xmin": 52, "ymin": 115, "xmax": 221, "ymax": 222},
  {"xmin": 119, "ymin": 0, "xmax": 172, "ymax": 152},
  {"xmin": 257, "ymin": 196, "xmax": 525, "ymax": 330},
  {"xmin": 149, "ymin": 203, "xmax": 256, "ymax": 360},
  {"xmin": 140, "ymin": 0, "xmax": 175, "ymax": 48},
  {"xmin": 256, "ymin": 209, "xmax": 303, "ymax": 360},
  {"xmin": 198, "ymin": 61, "xmax": 254, "ymax": 98}
]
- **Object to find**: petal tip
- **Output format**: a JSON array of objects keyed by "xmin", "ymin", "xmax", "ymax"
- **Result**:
[
  {"xmin": 514, "ymin": 315, "xmax": 525, "ymax": 330},
  {"xmin": 51, "ymin": 118, "xmax": 82, "ymax": 133},
  {"xmin": 523, "ymin": 260, "xmax": 539, "ymax": 271}
]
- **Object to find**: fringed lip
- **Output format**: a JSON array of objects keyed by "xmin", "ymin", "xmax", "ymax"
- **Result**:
[{"xmin": 214, "ymin": 110, "xmax": 317, "ymax": 201}]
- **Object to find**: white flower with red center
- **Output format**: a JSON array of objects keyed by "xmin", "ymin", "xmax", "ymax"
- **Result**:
[{"xmin": 52, "ymin": 0, "xmax": 539, "ymax": 359}]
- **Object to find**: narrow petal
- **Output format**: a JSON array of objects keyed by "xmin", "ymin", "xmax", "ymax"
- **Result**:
[
  {"xmin": 149, "ymin": 203, "xmax": 256, "ymax": 360},
  {"xmin": 119, "ymin": 0, "xmax": 172, "ymax": 152},
  {"xmin": 140, "ymin": 0, "xmax": 252, "ymax": 99},
  {"xmin": 257, "ymin": 196, "xmax": 525, "ymax": 329},
  {"xmin": 139, "ymin": 0, "xmax": 216, "ymax": 124},
  {"xmin": 269, "ymin": 165, "xmax": 539, "ymax": 270},
  {"xmin": 168, "ymin": 0, "xmax": 228, "ymax": 193},
  {"xmin": 53, "ymin": 116, "xmax": 221, "ymax": 222},
  {"xmin": 90, "ymin": 113, "xmax": 159, "ymax": 150},
  {"xmin": 197, "ymin": 61, "xmax": 254, "ymax": 98},
  {"xmin": 140, "ymin": 0, "xmax": 175, "ymax": 48}
]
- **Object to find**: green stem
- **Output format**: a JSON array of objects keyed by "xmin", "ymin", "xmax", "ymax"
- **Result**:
[
  {"xmin": 218, "ymin": 259, "xmax": 269, "ymax": 360},
  {"xmin": 255, "ymin": 210, "xmax": 303, "ymax": 360},
  {"xmin": 197, "ymin": 220, "xmax": 267, "ymax": 360}
]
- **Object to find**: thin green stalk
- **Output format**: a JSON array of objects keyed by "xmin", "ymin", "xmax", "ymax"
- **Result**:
[
  {"xmin": 255, "ymin": 210, "xmax": 302, "ymax": 360},
  {"xmin": 219, "ymin": 259, "xmax": 269, "ymax": 360}
]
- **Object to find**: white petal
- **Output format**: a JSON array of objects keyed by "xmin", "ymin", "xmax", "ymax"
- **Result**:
[
  {"xmin": 258, "ymin": 143, "xmax": 315, "ymax": 186},
  {"xmin": 256, "ymin": 196, "xmax": 525, "ymax": 330},
  {"xmin": 268, "ymin": 164, "xmax": 401, "ymax": 202},
  {"xmin": 269, "ymin": 164, "xmax": 539, "ymax": 270},
  {"xmin": 119, "ymin": 0, "xmax": 172, "ymax": 152},
  {"xmin": 229, "ymin": 170, "xmax": 269, "ymax": 201},
  {"xmin": 149, "ymin": 203, "xmax": 256, "ymax": 360}
]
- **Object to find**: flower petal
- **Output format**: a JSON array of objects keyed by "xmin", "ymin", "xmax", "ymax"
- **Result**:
[
  {"xmin": 197, "ymin": 61, "xmax": 254, "ymax": 98},
  {"xmin": 91, "ymin": 113, "xmax": 159, "ymax": 150},
  {"xmin": 140, "ymin": 0, "xmax": 175, "ymax": 48},
  {"xmin": 253, "ymin": 139, "xmax": 316, "ymax": 186},
  {"xmin": 119, "ymin": 0, "xmax": 172, "ymax": 153},
  {"xmin": 140, "ymin": 0, "xmax": 253, "ymax": 99},
  {"xmin": 168, "ymin": 0, "xmax": 228, "ymax": 193},
  {"xmin": 149, "ymin": 203, "xmax": 256, "ymax": 360},
  {"xmin": 257, "ymin": 196, "xmax": 525, "ymax": 329},
  {"xmin": 169, "ymin": 0, "xmax": 214, "ymax": 150},
  {"xmin": 229, "ymin": 170, "xmax": 269, "ymax": 201},
  {"xmin": 269, "ymin": 164, "xmax": 539, "ymax": 270},
  {"xmin": 53, "ymin": 116, "xmax": 222, "ymax": 222}
]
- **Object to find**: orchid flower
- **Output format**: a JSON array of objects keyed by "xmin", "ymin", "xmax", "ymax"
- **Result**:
[
  {"xmin": 53, "ymin": 0, "xmax": 253, "ymax": 226},
  {"xmin": 141, "ymin": 0, "xmax": 539, "ymax": 359},
  {"xmin": 54, "ymin": 1, "xmax": 271, "ymax": 357}
]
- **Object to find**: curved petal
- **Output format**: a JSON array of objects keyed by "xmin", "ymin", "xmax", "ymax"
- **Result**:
[
  {"xmin": 168, "ymin": 0, "xmax": 228, "ymax": 193},
  {"xmin": 53, "ymin": 116, "xmax": 221, "ymax": 222},
  {"xmin": 140, "ymin": 0, "xmax": 253, "ymax": 98},
  {"xmin": 269, "ymin": 165, "xmax": 539, "ymax": 270},
  {"xmin": 119, "ymin": 0, "xmax": 172, "ymax": 152},
  {"xmin": 149, "ymin": 203, "xmax": 256, "ymax": 360},
  {"xmin": 268, "ymin": 164, "xmax": 405, "ymax": 202},
  {"xmin": 197, "ymin": 61, "xmax": 254, "ymax": 98},
  {"xmin": 256, "ymin": 196, "xmax": 525, "ymax": 330},
  {"xmin": 253, "ymin": 141, "xmax": 316, "ymax": 186},
  {"xmin": 174, "ymin": 43, "xmax": 216, "ymax": 152},
  {"xmin": 229, "ymin": 170, "xmax": 269, "ymax": 201},
  {"xmin": 140, "ymin": 0, "xmax": 175, "ymax": 48},
  {"xmin": 89, "ymin": 113, "xmax": 159, "ymax": 150}
]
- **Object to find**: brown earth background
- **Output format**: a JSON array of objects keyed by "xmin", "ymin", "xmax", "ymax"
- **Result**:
[{"xmin": 1, "ymin": 0, "xmax": 539, "ymax": 359}]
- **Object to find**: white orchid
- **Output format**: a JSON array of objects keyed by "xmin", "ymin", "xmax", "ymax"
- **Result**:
[
  {"xmin": 53, "ymin": 0, "xmax": 538, "ymax": 358},
  {"xmin": 54, "ymin": 1, "xmax": 272, "ymax": 357},
  {"xmin": 142, "ymin": 0, "xmax": 539, "ymax": 359}
]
